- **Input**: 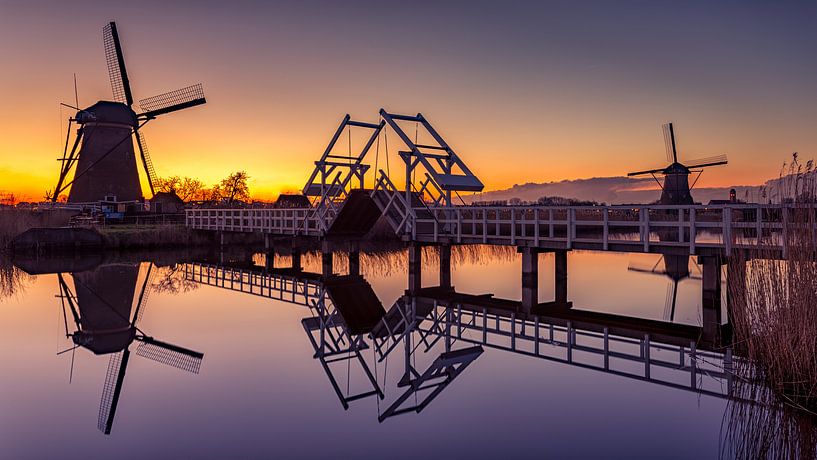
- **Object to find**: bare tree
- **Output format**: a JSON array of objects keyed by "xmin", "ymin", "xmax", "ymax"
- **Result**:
[{"xmin": 216, "ymin": 171, "xmax": 250, "ymax": 204}]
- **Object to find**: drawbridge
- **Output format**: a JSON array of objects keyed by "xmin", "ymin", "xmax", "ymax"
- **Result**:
[{"xmin": 187, "ymin": 109, "xmax": 803, "ymax": 259}]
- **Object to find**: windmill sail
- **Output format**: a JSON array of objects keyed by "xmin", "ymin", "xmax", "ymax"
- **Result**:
[
  {"xmin": 98, "ymin": 350, "xmax": 130, "ymax": 434},
  {"xmin": 686, "ymin": 154, "xmax": 728, "ymax": 169},
  {"xmin": 138, "ymin": 84, "xmax": 206, "ymax": 119},
  {"xmin": 135, "ymin": 337, "xmax": 203, "ymax": 374},
  {"xmin": 133, "ymin": 130, "xmax": 158, "ymax": 196},
  {"xmin": 102, "ymin": 22, "xmax": 133, "ymax": 106}
]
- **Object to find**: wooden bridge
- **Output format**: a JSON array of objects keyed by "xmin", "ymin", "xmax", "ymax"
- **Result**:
[
  {"xmin": 186, "ymin": 110, "xmax": 802, "ymax": 261},
  {"xmin": 187, "ymin": 200, "xmax": 795, "ymax": 258}
]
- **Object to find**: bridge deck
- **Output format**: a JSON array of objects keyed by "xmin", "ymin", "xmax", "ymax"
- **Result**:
[{"xmin": 187, "ymin": 202, "xmax": 801, "ymax": 257}]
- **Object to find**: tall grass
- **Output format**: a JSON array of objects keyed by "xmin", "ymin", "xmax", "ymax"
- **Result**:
[
  {"xmin": 0, "ymin": 255, "xmax": 32, "ymax": 301},
  {"xmin": 0, "ymin": 209, "xmax": 73, "ymax": 250},
  {"xmin": 728, "ymin": 155, "xmax": 817, "ymax": 411},
  {"xmin": 724, "ymin": 154, "xmax": 817, "ymax": 458}
]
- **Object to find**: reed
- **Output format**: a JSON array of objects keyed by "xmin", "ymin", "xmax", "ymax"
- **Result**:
[
  {"xmin": 0, "ymin": 255, "xmax": 32, "ymax": 301},
  {"xmin": 0, "ymin": 209, "xmax": 73, "ymax": 250},
  {"xmin": 727, "ymin": 154, "xmax": 817, "ymax": 413},
  {"xmin": 722, "ymin": 370, "xmax": 817, "ymax": 459}
]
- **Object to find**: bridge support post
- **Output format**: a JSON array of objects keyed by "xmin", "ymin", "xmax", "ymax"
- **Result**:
[
  {"xmin": 265, "ymin": 246, "xmax": 275, "ymax": 271},
  {"xmin": 700, "ymin": 256, "xmax": 723, "ymax": 345},
  {"xmin": 322, "ymin": 242, "xmax": 334, "ymax": 277},
  {"xmin": 349, "ymin": 249, "xmax": 360, "ymax": 276},
  {"xmin": 291, "ymin": 249, "xmax": 302, "ymax": 271},
  {"xmin": 726, "ymin": 257, "xmax": 746, "ymax": 314},
  {"xmin": 408, "ymin": 243, "xmax": 422, "ymax": 293},
  {"xmin": 555, "ymin": 250, "xmax": 568, "ymax": 306},
  {"xmin": 439, "ymin": 245, "xmax": 452, "ymax": 289},
  {"xmin": 521, "ymin": 247, "xmax": 538, "ymax": 311}
]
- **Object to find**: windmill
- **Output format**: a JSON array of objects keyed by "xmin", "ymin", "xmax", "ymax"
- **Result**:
[
  {"xmin": 56, "ymin": 262, "xmax": 204, "ymax": 435},
  {"xmin": 52, "ymin": 21, "xmax": 206, "ymax": 203},
  {"xmin": 628, "ymin": 123, "xmax": 727, "ymax": 205},
  {"xmin": 628, "ymin": 255, "xmax": 702, "ymax": 321}
]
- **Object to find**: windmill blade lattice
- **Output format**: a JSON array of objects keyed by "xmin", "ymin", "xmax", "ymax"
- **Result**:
[
  {"xmin": 134, "ymin": 130, "xmax": 158, "ymax": 195},
  {"xmin": 102, "ymin": 22, "xmax": 132, "ymax": 106},
  {"xmin": 686, "ymin": 154, "xmax": 728, "ymax": 169},
  {"xmin": 139, "ymin": 84, "xmax": 206, "ymax": 119},
  {"xmin": 136, "ymin": 339, "xmax": 203, "ymax": 374},
  {"xmin": 98, "ymin": 351, "xmax": 127, "ymax": 434}
]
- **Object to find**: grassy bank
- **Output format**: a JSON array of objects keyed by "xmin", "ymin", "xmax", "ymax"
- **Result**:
[
  {"xmin": 0, "ymin": 209, "xmax": 74, "ymax": 250},
  {"xmin": 97, "ymin": 225, "xmax": 217, "ymax": 249}
]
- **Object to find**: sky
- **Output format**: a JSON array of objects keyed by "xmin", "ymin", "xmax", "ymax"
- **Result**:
[{"xmin": 0, "ymin": 0, "xmax": 815, "ymax": 201}]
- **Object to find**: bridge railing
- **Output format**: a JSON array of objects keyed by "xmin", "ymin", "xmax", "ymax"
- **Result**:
[
  {"xmin": 185, "ymin": 207, "xmax": 327, "ymax": 236},
  {"xmin": 414, "ymin": 203, "xmax": 812, "ymax": 254}
]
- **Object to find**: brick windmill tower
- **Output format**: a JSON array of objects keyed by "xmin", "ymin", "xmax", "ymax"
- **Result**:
[
  {"xmin": 52, "ymin": 21, "xmax": 206, "ymax": 203},
  {"xmin": 628, "ymin": 123, "xmax": 728, "ymax": 204}
]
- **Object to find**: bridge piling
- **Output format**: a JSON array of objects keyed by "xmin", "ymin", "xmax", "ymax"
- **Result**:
[
  {"xmin": 349, "ymin": 248, "xmax": 360, "ymax": 276},
  {"xmin": 555, "ymin": 250, "xmax": 568, "ymax": 306},
  {"xmin": 521, "ymin": 247, "xmax": 538, "ymax": 311},
  {"xmin": 700, "ymin": 256, "xmax": 723, "ymax": 344},
  {"xmin": 292, "ymin": 249, "xmax": 302, "ymax": 272},
  {"xmin": 439, "ymin": 245, "xmax": 452, "ymax": 289},
  {"xmin": 322, "ymin": 241, "xmax": 333, "ymax": 277},
  {"xmin": 408, "ymin": 243, "xmax": 423, "ymax": 293}
]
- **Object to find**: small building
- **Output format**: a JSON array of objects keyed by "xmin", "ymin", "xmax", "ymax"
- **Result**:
[
  {"xmin": 274, "ymin": 194, "xmax": 311, "ymax": 209},
  {"xmin": 150, "ymin": 191, "xmax": 185, "ymax": 213}
]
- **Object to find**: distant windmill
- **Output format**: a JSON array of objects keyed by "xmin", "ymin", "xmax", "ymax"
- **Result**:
[
  {"xmin": 628, "ymin": 123, "xmax": 727, "ymax": 205},
  {"xmin": 52, "ymin": 21, "xmax": 206, "ymax": 203},
  {"xmin": 57, "ymin": 262, "xmax": 203, "ymax": 435}
]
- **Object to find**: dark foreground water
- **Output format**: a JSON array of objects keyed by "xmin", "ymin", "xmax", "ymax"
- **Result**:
[{"xmin": 0, "ymin": 246, "xmax": 750, "ymax": 459}]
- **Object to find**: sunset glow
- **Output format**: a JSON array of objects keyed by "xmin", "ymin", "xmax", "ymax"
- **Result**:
[{"xmin": 1, "ymin": 1, "xmax": 815, "ymax": 201}]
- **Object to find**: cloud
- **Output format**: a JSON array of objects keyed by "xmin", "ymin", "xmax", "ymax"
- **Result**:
[{"xmin": 468, "ymin": 175, "xmax": 757, "ymax": 205}]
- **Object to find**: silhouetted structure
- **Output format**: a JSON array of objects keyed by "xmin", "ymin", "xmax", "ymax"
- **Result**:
[
  {"xmin": 53, "ymin": 21, "xmax": 206, "ymax": 203},
  {"xmin": 628, "ymin": 122, "xmax": 728, "ymax": 205},
  {"xmin": 57, "ymin": 262, "xmax": 204, "ymax": 434}
]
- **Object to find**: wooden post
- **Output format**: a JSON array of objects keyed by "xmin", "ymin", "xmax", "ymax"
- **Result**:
[
  {"xmin": 322, "ymin": 242, "xmax": 333, "ymax": 277},
  {"xmin": 521, "ymin": 247, "xmax": 538, "ymax": 312},
  {"xmin": 555, "ymin": 250, "xmax": 568, "ymax": 306},
  {"xmin": 700, "ymin": 256, "xmax": 722, "ymax": 346},
  {"xmin": 408, "ymin": 243, "xmax": 422, "ymax": 293},
  {"xmin": 439, "ymin": 244, "xmax": 452, "ymax": 289},
  {"xmin": 348, "ymin": 250, "xmax": 360, "ymax": 276},
  {"xmin": 291, "ymin": 249, "xmax": 302, "ymax": 272}
]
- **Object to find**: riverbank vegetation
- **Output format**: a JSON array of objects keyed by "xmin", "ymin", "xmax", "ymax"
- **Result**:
[
  {"xmin": 725, "ymin": 154, "xmax": 817, "ymax": 458},
  {"xmin": 0, "ymin": 209, "xmax": 73, "ymax": 250}
]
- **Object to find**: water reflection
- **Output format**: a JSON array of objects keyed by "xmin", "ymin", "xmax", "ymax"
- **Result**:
[
  {"xmin": 185, "ymin": 246, "xmax": 738, "ymax": 423},
  {"xmin": 5, "ymin": 245, "xmax": 814, "ymax": 457},
  {"xmin": 721, "ymin": 361, "xmax": 817, "ymax": 459},
  {"xmin": 39, "ymin": 259, "xmax": 204, "ymax": 435}
]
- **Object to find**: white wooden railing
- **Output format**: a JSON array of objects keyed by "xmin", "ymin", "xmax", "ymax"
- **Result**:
[
  {"xmin": 186, "ymin": 202, "xmax": 813, "ymax": 256},
  {"xmin": 407, "ymin": 203, "xmax": 812, "ymax": 255},
  {"xmin": 185, "ymin": 207, "xmax": 327, "ymax": 236}
]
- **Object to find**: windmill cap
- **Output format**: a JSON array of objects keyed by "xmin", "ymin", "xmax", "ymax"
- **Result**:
[
  {"xmin": 72, "ymin": 328, "xmax": 136, "ymax": 355},
  {"xmin": 663, "ymin": 162, "xmax": 691, "ymax": 175},
  {"xmin": 76, "ymin": 101, "xmax": 137, "ymax": 126}
]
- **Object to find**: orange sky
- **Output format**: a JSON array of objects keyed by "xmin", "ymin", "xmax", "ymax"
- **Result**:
[{"xmin": 0, "ymin": 1, "xmax": 815, "ymax": 202}]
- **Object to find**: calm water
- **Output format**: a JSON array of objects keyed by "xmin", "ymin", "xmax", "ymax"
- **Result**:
[{"xmin": 1, "ymin": 246, "xmax": 737, "ymax": 459}]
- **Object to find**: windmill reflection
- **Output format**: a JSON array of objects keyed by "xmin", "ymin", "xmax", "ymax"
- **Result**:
[
  {"xmin": 628, "ymin": 254, "xmax": 702, "ymax": 322},
  {"xmin": 57, "ymin": 262, "xmax": 204, "ymax": 434}
]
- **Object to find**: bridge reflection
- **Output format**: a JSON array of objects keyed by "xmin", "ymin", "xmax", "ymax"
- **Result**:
[{"xmin": 185, "ymin": 248, "xmax": 739, "ymax": 421}]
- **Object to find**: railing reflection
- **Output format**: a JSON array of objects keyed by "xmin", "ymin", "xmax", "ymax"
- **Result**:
[{"xmin": 185, "ymin": 255, "xmax": 743, "ymax": 422}]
